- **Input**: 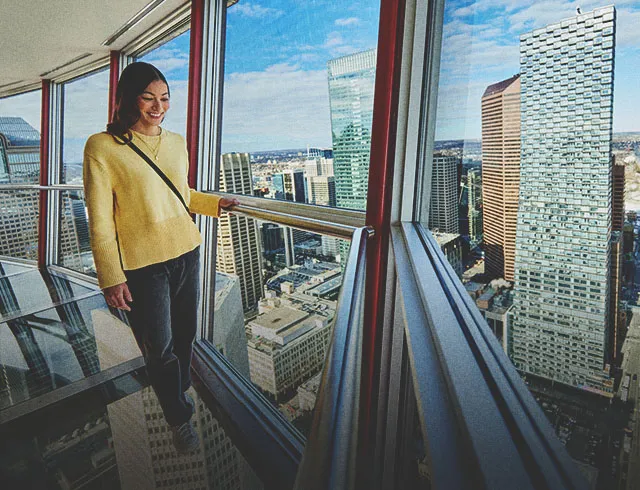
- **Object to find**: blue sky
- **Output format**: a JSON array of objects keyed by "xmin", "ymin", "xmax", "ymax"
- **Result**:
[
  {"xmin": 435, "ymin": 0, "xmax": 640, "ymax": 140},
  {"xmin": 0, "ymin": 0, "xmax": 638, "ymax": 159}
]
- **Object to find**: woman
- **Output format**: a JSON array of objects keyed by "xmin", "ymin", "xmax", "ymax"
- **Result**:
[{"xmin": 83, "ymin": 61, "xmax": 237, "ymax": 453}]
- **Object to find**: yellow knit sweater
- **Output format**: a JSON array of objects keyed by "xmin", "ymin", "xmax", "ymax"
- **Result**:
[{"xmin": 83, "ymin": 129, "xmax": 222, "ymax": 289}]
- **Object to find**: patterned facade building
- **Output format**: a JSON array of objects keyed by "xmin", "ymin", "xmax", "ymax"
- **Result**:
[{"xmin": 511, "ymin": 6, "xmax": 616, "ymax": 396}]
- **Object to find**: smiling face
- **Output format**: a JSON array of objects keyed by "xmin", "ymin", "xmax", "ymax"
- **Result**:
[{"xmin": 131, "ymin": 80, "xmax": 170, "ymax": 135}]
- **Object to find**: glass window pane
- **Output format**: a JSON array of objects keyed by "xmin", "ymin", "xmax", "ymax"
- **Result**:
[
  {"xmin": 57, "ymin": 190, "xmax": 95, "ymax": 277},
  {"xmin": 0, "ymin": 91, "xmax": 41, "ymax": 184},
  {"xmin": 418, "ymin": 2, "xmax": 638, "ymax": 485},
  {"xmin": 62, "ymin": 69, "xmax": 109, "ymax": 184},
  {"xmin": 211, "ymin": 210, "xmax": 349, "ymax": 437},
  {"xmin": 0, "ymin": 91, "xmax": 42, "ymax": 261},
  {"xmin": 0, "ymin": 281, "xmax": 138, "ymax": 410},
  {"xmin": 0, "ymin": 189, "xmax": 39, "ymax": 261},
  {"xmin": 221, "ymin": 0, "xmax": 379, "ymax": 211},
  {"xmin": 138, "ymin": 30, "xmax": 191, "ymax": 138}
]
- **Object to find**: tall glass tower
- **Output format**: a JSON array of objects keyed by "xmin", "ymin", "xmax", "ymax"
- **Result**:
[
  {"xmin": 511, "ymin": 6, "xmax": 616, "ymax": 396},
  {"xmin": 327, "ymin": 49, "xmax": 376, "ymax": 211}
]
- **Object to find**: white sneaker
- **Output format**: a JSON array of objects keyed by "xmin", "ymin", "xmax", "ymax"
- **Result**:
[{"xmin": 171, "ymin": 420, "xmax": 199, "ymax": 454}]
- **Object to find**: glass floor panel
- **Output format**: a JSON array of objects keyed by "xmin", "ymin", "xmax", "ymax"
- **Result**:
[
  {"xmin": 0, "ymin": 294, "xmax": 141, "ymax": 412},
  {"xmin": 0, "ymin": 267, "xmax": 96, "ymax": 323},
  {"xmin": 0, "ymin": 376, "xmax": 265, "ymax": 490},
  {"xmin": 0, "ymin": 259, "xmax": 141, "ymax": 414},
  {"xmin": 0, "ymin": 260, "xmax": 37, "ymax": 278}
]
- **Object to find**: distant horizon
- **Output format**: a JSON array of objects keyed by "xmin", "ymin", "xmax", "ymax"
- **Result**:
[{"xmin": 59, "ymin": 129, "xmax": 640, "ymax": 166}]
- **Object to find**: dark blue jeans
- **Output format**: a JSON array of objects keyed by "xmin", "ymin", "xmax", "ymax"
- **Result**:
[{"xmin": 124, "ymin": 247, "xmax": 200, "ymax": 426}]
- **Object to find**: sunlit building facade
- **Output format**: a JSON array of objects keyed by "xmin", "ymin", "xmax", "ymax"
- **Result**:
[
  {"xmin": 511, "ymin": 6, "xmax": 616, "ymax": 395},
  {"xmin": 481, "ymin": 74, "xmax": 521, "ymax": 281}
]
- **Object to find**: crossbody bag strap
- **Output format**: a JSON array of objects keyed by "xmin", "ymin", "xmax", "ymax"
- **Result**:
[{"xmin": 126, "ymin": 140, "xmax": 191, "ymax": 215}]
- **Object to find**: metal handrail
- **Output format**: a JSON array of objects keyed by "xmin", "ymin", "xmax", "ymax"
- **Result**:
[
  {"xmin": 226, "ymin": 203, "xmax": 365, "ymax": 241},
  {"xmin": 210, "ymin": 190, "xmax": 366, "ymax": 230},
  {"xmin": 0, "ymin": 184, "xmax": 84, "ymax": 191},
  {"xmin": 0, "ymin": 185, "xmax": 371, "ymax": 241},
  {"xmin": 293, "ymin": 226, "xmax": 369, "ymax": 490}
]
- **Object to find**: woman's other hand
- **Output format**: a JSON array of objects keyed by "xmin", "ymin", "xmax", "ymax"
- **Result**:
[
  {"xmin": 103, "ymin": 283, "xmax": 133, "ymax": 311},
  {"xmin": 220, "ymin": 197, "xmax": 240, "ymax": 211}
]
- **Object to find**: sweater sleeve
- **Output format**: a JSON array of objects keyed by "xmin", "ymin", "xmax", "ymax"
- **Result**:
[
  {"xmin": 188, "ymin": 189, "xmax": 223, "ymax": 217},
  {"xmin": 83, "ymin": 148, "xmax": 127, "ymax": 289}
]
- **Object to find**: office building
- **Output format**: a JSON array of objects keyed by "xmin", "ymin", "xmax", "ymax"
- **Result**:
[
  {"xmin": 217, "ymin": 152, "xmax": 264, "ymax": 313},
  {"xmin": 428, "ymin": 153, "xmax": 460, "ymax": 234},
  {"xmin": 305, "ymin": 156, "xmax": 334, "ymax": 178},
  {"xmin": 271, "ymin": 173, "xmax": 285, "ymax": 200},
  {"xmin": 247, "ymin": 292, "xmax": 335, "ymax": 401},
  {"xmin": 328, "ymin": 49, "xmax": 376, "ymax": 211},
  {"xmin": 433, "ymin": 232, "xmax": 464, "ymax": 278},
  {"xmin": 481, "ymin": 74, "xmax": 521, "ymax": 281},
  {"xmin": 281, "ymin": 169, "xmax": 306, "ymax": 203},
  {"xmin": 467, "ymin": 168, "xmax": 483, "ymax": 245},
  {"xmin": 612, "ymin": 155, "xmax": 625, "ymax": 233},
  {"xmin": 511, "ymin": 6, "xmax": 616, "ymax": 396},
  {"xmin": 307, "ymin": 175, "xmax": 336, "ymax": 207},
  {"xmin": 307, "ymin": 147, "xmax": 333, "ymax": 160}
]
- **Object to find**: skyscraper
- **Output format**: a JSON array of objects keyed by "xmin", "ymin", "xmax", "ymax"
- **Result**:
[
  {"xmin": 481, "ymin": 74, "xmax": 521, "ymax": 281},
  {"xmin": 428, "ymin": 153, "xmax": 460, "ymax": 234},
  {"xmin": 217, "ymin": 152, "xmax": 263, "ymax": 313},
  {"xmin": 511, "ymin": 6, "xmax": 616, "ymax": 396},
  {"xmin": 467, "ymin": 168, "xmax": 483, "ymax": 245},
  {"xmin": 328, "ymin": 49, "xmax": 376, "ymax": 211}
]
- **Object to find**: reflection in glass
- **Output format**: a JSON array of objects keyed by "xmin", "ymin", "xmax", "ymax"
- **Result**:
[
  {"xmin": 0, "ymin": 189, "xmax": 39, "ymax": 262},
  {"xmin": 1, "ymin": 384, "xmax": 263, "ymax": 489},
  {"xmin": 57, "ymin": 190, "xmax": 95, "ymax": 276},
  {"xmin": 62, "ymin": 69, "xmax": 109, "ymax": 184},
  {"xmin": 0, "ymin": 112, "xmax": 41, "ymax": 261},
  {"xmin": 0, "ymin": 262, "xmax": 139, "ymax": 411}
]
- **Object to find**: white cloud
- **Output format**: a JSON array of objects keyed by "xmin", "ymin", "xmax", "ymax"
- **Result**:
[
  {"xmin": 616, "ymin": 8, "xmax": 640, "ymax": 48},
  {"xmin": 221, "ymin": 65, "xmax": 332, "ymax": 152},
  {"xmin": 143, "ymin": 47, "xmax": 190, "ymax": 74},
  {"xmin": 62, "ymin": 70, "xmax": 110, "ymax": 139},
  {"xmin": 335, "ymin": 17, "xmax": 360, "ymax": 26},
  {"xmin": 324, "ymin": 31, "xmax": 345, "ymax": 48},
  {"xmin": 232, "ymin": 3, "xmax": 284, "ymax": 18}
]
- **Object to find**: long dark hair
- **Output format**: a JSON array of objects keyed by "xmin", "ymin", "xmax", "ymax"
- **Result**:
[{"xmin": 107, "ymin": 61, "xmax": 169, "ymax": 143}]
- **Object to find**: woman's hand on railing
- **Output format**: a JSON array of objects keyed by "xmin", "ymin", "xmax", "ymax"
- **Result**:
[{"xmin": 220, "ymin": 197, "xmax": 240, "ymax": 212}]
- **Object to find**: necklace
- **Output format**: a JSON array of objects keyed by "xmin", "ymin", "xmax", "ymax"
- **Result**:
[{"xmin": 135, "ymin": 129, "xmax": 163, "ymax": 161}]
